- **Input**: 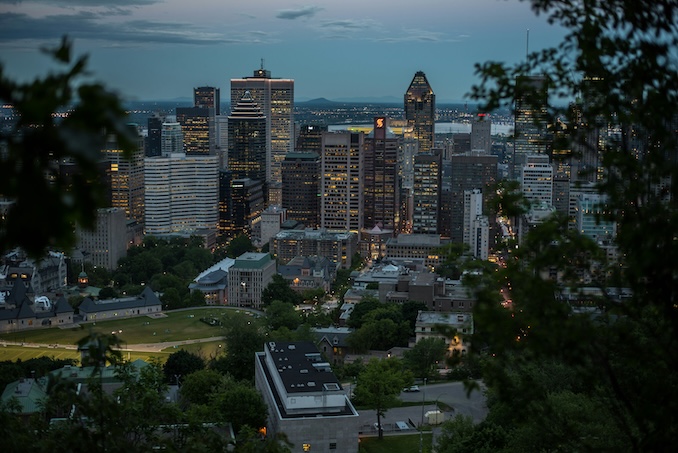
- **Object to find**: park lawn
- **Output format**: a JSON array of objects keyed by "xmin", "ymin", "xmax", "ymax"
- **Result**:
[
  {"xmin": 0, "ymin": 344, "xmax": 170, "ymax": 364},
  {"xmin": 161, "ymin": 339, "xmax": 227, "ymax": 360},
  {"xmin": 0, "ymin": 307, "xmax": 259, "ymax": 347},
  {"xmin": 359, "ymin": 433, "xmax": 432, "ymax": 453}
]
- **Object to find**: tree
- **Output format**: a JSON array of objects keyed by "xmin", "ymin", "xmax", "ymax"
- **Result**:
[
  {"xmin": 403, "ymin": 337, "xmax": 448, "ymax": 381},
  {"xmin": 211, "ymin": 382, "xmax": 268, "ymax": 434},
  {"xmin": 266, "ymin": 300, "xmax": 302, "ymax": 331},
  {"xmin": 261, "ymin": 274, "xmax": 302, "ymax": 307},
  {"xmin": 345, "ymin": 296, "xmax": 382, "ymax": 328},
  {"xmin": 353, "ymin": 358, "xmax": 411, "ymax": 440},
  {"xmin": 456, "ymin": 0, "xmax": 678, "ymax": 451},
  {"xmin": 226, "ymin": 234, "xmax": 254, "ymax": 258},
  {"xmin": 214, "ymin": 316, "xmax": 266, "ymax": 382},
  {"xmin": 98, "ymin": 286, "xmax": 118, "ymax": 300},
  {"xmin": 163, "ymin": 349, "xmax": 205, "ymax": 384},
  {"xmin": 179, "ymin": 369, "xmax": 227, "ymax": 407},
  {"xmin": 347, "ymin": 318, "xmax": 410, "ymax": 352},
  {"xmin": 0, "ymin": 37, "xmax": 135, "ymax": 257}
]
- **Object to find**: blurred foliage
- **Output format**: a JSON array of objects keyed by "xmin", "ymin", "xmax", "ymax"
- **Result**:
[{"xmin": 0, "ymin": 37, "xmax": 136, "ymax": 257}]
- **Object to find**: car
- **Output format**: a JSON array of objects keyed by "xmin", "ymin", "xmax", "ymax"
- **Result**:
[{"xmin": 403, "ymin": 385, "xmax": 420, "ymax": 392}]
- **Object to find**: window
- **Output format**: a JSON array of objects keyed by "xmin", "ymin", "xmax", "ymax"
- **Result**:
[
  {"xmin": 329, "ymin": 442, "xmax": 337, "ymax": 450},
  {"xmin": 302, "ymin": 444, "xmax": 311, "ymax": 451}
]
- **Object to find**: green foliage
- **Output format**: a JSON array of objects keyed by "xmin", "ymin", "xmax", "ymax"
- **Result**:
[
  {"xmin": 0, "ymin": 37, "xmax": 136, "ymax": 257},
  {"xmin": 261, "ymin": 274, "xmax": 303, "ymax": 307},
  {"xmin": 456, "ymin": 1, "xmax": 678, "ymax": 451},
  {"xmin": 226, "ymin": 234, "xmax": 255, "ymax": 258},
  {"xmin": 179, "ymin": 369, "xmax": 227, "ymax": 407},
  {"xmin": 403, "ymin": 337, "xmax": 448, "ymax": 381},
  {"xmin": 210, "ymin": 382, "xmax": 268, "ymax": 434},
  {"xmin": 212, "ymin": 316, "xmax": 266, "ymax": 382},
  {"xmin": 353, "ymin": 358, "xmax": 411, "ymax": 440},
  {"xmin": 98, "ymin": 286, "xmax": 119, "ymax": 300},
  {"xmin": 163, "ymin": 349, "xmax": 205, "ymax": 383},
  {"xmin": 265, "ymin": 300, "xmax": 302, "ymax": 331},
  {"xmin": 346, "ymin": 296, "xmax": 382, "ymax": 328}
]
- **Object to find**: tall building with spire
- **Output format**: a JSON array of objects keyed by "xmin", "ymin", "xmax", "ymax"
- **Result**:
[
  {"xmin": 227, "ymin": 91, "xmax": 267, "ymax": 184},
  {"xmin": 404, "ymin": 71, "xmax": 436, "ymax": 153},
  {"xmin": 231, "ymin": 64, "xmax": 294, "ymax": 205}
]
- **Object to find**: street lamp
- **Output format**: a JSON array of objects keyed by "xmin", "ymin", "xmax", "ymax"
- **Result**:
[
  {"xmin": 419, "ymin": 377, "xmax": 427, "ymax": 453},
  {"xmin": 431, "ymin": 393, "xmax": 449, "ymax": 452}
]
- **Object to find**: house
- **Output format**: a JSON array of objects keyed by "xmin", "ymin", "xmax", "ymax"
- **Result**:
[
  {"xmin": 312, "ymin": 326, "xmax": 353, "ymax": 365},
  {"xmin": 255, "ymin": 341, "xmax": 359, "ymax": 453},
  {"xmin": 0, "ymin": 279, "xmax": 74, "ymax": 333},
  {"xmin": 278, "ymin": 255, "xmax": 336, "ymax": 294},
  {"xmin": 415, "ymin": 310, "xmax": 474, "ymax": 356},
  {"xmin": 78, "ymin": 286, "xmax": 162, "ymax": 321}
]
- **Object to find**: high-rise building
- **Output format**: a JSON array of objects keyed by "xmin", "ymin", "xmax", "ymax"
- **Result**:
[
  {"xmin": 447, "ymin": 152, "xmax": 498, "ymax": 243},
  {"xmin": 320, "ymin": 132, "xmax": 364, "ymax": 232},
  {"xmin": 231, "ymin": 66, "xmax": 294, "ymax": 204},
  {"xmin": 76, "ymin": 207, "xmax": 128, "ymax": 270},
  {"xmin": 144, "ymin": 152, "xmax": 219, "ymax": 236},
  {"xmin": 176, "ymin": 106, "xmax": 215, "ymax": 156},
  {"xmin": 227, "ymin": 252, "xmax": 276, "ymax": 309},
  {"xmin": 296, "ymin": 124, "xmax": 327, "ymax": 153},
  {"xmin": 412, "ymin": 152, "xmax": 442, "ymax": 234},
  {"xmin": 102, "ymin": 125, "xmax": 145, "ymax": 224},
  {"xmin": 471, "ymin": 114, "xmax": 492, "ymax": 153},
  {"xmin": 363, "ymin": 117, "xmax": 400, "ymax": 231},
  {"xmin": 147, "ymin": 114, "xmax": 164, "ymax": 157},
  {"xmin": 518, "ymin": 153, "xmax": 553, "ymax": 206},
  {"xmin": 228, "ymin": 178, "xmax": 265, "ymax": 239},
  {"xmin": 514, "ymin": 75, "xmax": 550, "ymax": 169},
  {"xmin": 463, "ymin": 189, "xmax": 490, "ymax": 260},
  {"xmin": 161, "ymin": 122, "xmax": 183, "ymax": 156},
  {"xmin": 404, "ymin": 71, "xmax": 435, "ymax": 153},
  {"xmin": 227, "ymin": 91, "xmax": 267, "ymax": 184},
  {"xmin": 281, "ymin": 152, "xmax": 320, "ymax": 228},
  {"xmin": 194, "ymin": 86, "xmax": 220, "ymax": 116}
]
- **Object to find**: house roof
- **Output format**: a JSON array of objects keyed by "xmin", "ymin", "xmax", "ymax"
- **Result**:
[
  {"xmin": 79, "ymin": 286, "xmax": 161, "ymax": 314},
  {"xmin": 1, "ymin": 378, "xmax": 47, "ymax": 414}
]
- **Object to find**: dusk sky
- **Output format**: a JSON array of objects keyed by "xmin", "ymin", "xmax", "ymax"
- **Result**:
[{"xmin": 0, "ymin": 0, "xmax": 566, "ymax": 103}]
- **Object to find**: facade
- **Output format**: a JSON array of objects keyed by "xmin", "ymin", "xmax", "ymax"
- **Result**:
[
  {"xmin": 189, "ymin": 257, "xmax": 235, "ymax": 305},
  {"xmin": 281, "ymin": 152, "xmax": 321, "ymax": 228},
  {"xmin": 363, "ymin": 117, "xmax": 400, "ymax": 231},
  {"xmin": 471, "ymin": 114, "xmax": 492, "ymax": 152},
  {"xmin": 576, "ymin": 193, "xmax": 616, "ymax": 242},
  {"xmin": 519, "ymin": 153, "xmax": 554, "ymax": 206},
  {"xmin": 404, "ymin": 71, "xmax": 436, "ymax": 153},
  {"xmin": 79, "ymin": 286, "xmax": 162, "ymax": 322},
  {"xmin": 0, "ymin": 280, "xmax": 74, "ymax": 333},
  {"xmin": 147, "ymin": 114, "xmax": 163, "ymax": 157},
  {"xmin": 415, "ymin": 311, "xmax": 474, "ymax": 356},
  {"xmin": 227, "ymin": 252, "xmax": 276, "ymax": 309},
  {"xmin": 76, "ymin": 207, "xmax": 128, "ymax": 270},
  {"xmin": 514, "ymin": 75, "xmax": 550, "ymax": 170},
  {"xmin": 320, "ymin": 132, "xmax": 364, "ymax": 232},
  {"xmin": 278, "ymin": 255, "xmax": 336, "ymax": 293},
  {"xmin": 384, "ymin": 234, "xmax": 446, "ymax": 269},
  {"xmin": 176, "ymin": 106, "xmax": 215, "ymax": 156},
  {"xmin": 102, "ymin": 127, "xmax": 145, "ymax": 224},
  {"xmin": 448, "ymin": 152, "xmax": 498, "ymax": 243},
  {"xmin": 227, "ymin": 91, "xmax": 267, "ymax": 184},
  {"xmin": 231, "ymin": 67, "xmax": 294, "ymax": 204},
  {"xmin": 254, "ymin": 341, "xmax": 359, "ymax": 453},
  {"xmin": 412, "ymin": 152, "xmax": 441, "ymax": 234},
  {"xmin": 194, "ymin": 86, "xmax": 220, "ymax": 115},
  {"xmin": 144, "ymin": 153, "xmax": 219, "ymax": 236},
  {"xmin": 161, "ymin": 122, "xmax": 183, "ymax": 156},
  {"xmin": 296, "ymin": 124, "xmax": 327, "ymax": 153},
  {"xmin": 270, "ymin": 229, "xmax": 358, "ymax": 269},
  {"xmin": 259, "ymin": 205, "xmax": 287, "ymax": 247},
  {"xmin": 227, "ymin": 177, "xmax": 265, "ymax": 240}
]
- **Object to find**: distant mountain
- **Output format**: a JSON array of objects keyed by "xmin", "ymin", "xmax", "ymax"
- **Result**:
[
  {"xmin": 331, "ymin": 96, "xmax": 401, "ymax": 104},
  {"xmin": 299, "ymin": 97, "xmax": 336, "ymax": 105}
]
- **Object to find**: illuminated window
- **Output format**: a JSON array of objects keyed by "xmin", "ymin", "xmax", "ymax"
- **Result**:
[{"xmin": 302, "ymin": 444, "xmax": 311, "ymax": 451}]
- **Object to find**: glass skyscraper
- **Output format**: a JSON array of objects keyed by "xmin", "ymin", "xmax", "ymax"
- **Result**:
[{"xmin": 404, "ymin": 71, "xmax": 436, "ymax": 153}]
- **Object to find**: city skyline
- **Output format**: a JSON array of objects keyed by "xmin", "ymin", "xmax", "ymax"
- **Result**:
[{"xmin": 0, "ymin": 0, "xmax": 566, "ymax": 103}]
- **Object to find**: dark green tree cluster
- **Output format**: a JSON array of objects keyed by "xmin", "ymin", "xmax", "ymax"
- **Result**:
[{"xmin": 437, "ymin": 0, "xmax": 678, "ymax": 451}]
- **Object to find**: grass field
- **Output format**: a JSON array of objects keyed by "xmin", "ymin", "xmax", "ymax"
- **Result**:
[
  {"xmin": 0, "ymin": 307, "xmax": 260, "ymax": 347},
  {"xmin": 359, "ymin": 433, "xmax": 433, "ymax": 452},
  {"xmin": 0, "ymin": 344, "xmax": 170, "ymax": 363}
]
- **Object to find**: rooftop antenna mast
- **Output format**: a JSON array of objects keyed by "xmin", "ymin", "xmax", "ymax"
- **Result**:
[{"xmin": 260, "ymin": 58, "xmax": 265, "ymax": 70}]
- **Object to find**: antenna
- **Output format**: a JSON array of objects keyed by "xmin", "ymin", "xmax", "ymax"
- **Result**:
[
  {"xmin": 260, "ymin": 58, "xmax": 264, "ymax": 70},
  {"xmin": 526, "ymin": 29, "xmax": 530, "ymax": 61}
]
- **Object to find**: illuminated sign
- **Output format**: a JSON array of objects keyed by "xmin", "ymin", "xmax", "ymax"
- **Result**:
[{"xmin": 376, "ymin": 117, "xmax": 385, "ymax": 128}]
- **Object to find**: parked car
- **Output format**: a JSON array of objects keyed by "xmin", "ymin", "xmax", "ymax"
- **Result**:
[{"xmin": 403, "ymin": 385, "xmax": 420, "ymax": 392}]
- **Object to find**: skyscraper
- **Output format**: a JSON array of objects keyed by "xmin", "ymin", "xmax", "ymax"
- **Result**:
[
  {"xmin": 281, "ymin": 152, "xmax": 320, "ymax": 228},
  {"xmin": 412, "ymin": 152, "xmax": 442, "ymax": 234},
  {"xmin": 231, "ymin": 66, "xmax": 294, "ymax": 204},
  {"xmin": 176, "ymin": 106, "xmax": 215, "ymax": 156},
  {"xmin": 147, "ymin": 113, "xmax": 164, "ymax": 157},
  {"xmin": 320, "ymin": 131, "xmax": 364, "ymax": 232},
  {"xmin": 514, "ymin": 75, "xmax": 550, "ymax": 169},
  {"xmin": 471, "ymin": 114, "xmax": 492, "ymax": 153},
  {"xmin": 194, "ymin": 86, "xmax": 220, "ymax": 115},
  {"xmin": 363, "ymin": 117, "xmax": 400, "ymax": 230},
  {"xmin": 404, "ymin": 71, "xmax": 436, "ymax": 153},
  {"xmin": 161, "ymin": 122, "xmax": 183, "ymax": 156},
  {"xmin": 227, "ymin": 91, "xmax": 267, "ymax": 184}
]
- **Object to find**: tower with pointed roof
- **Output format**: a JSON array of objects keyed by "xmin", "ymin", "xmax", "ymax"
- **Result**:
[
  {"xmin": 227, "ymin": 91, "xmax": 267, "ymax": 184},
  {"xmin": 404, "ymin": 71, "xmax": 436, "ymax": 153}
]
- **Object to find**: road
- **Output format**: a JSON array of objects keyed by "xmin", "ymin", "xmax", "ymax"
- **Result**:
[{"xmin": 399, "ymin": 381, "xmax": 488, "ymax": 423}]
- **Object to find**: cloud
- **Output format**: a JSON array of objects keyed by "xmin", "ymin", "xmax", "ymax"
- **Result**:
[
  {"xmin": 0, "ymin": 0, "xmax": 159, "ymax": 5},
  {"xmin": 276, "ymin": 5, "xmax": 322, "ymax": 20},
  {"xmin": 0, "ymin": 12, "xmax": 267, "ymax": 46},
  {"xmin": 375, "ymin": 28, "xmax": 465, "ymax": 44}
]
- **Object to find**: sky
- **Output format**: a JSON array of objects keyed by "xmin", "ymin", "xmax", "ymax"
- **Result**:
[{"xmin": 0, "ymin": 0, "xmax": 566, "ymax": 103}]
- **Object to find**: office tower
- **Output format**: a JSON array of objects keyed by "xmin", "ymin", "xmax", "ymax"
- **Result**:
[
  {"xmin": 224, "ymin": 177, "xmax": 265, "ymax": 239},
  {"xmin": 144, "ymin": 152, "xmax": 219, "ymax": 236},
  {"xmin": 404, "ymin": 71, "xmax": 436, "ymax": 153},
  {"xmin": 102, "ymin": 125, "xmax": 145, "ymax": 224},
  {"xmin": 194, "ymin": 86, "xmax": 220, "ymax": 115},
  {"xmin": 76, "ymin": 207, "xmax": 127, "ymax": 270},
  {"xmin": 227, "ymin": 91, "xmax": 267, "ymax": 184},
  {"xmin": 215, "ymin": 115, "xmax": 229, "ymax": 168},
  {"xmin": 514, "ymin": 75, "xmax": 550, "ymax": 170},
  {"xmin": 259, "ymin": 205, "xmax": 287, "ymax": 246},
  {"xmin": 412, "ymin": 152, "xmax": 442, "ymax": 234},
  {"xmin": 147, "ymin": 114, "xmax": 164, "ymax": 157},
  {"xmin": 296, "ymin": 124, "xmax": 327, "ymax": 153},
  {"xmin": 281, "ymin": 152, "xmax": 320, "ymax": 228},
  {"xmin": 518, "ymin": 153, "xmax": 553, "ymax": 206},
  {"xmin": 463, "ymin": 189, "xmax": 483, "ymax": 245},
  {"xmin": 363, "ymin": 117, "xmax": 400, "ymax": 230},
  {"xmin": 231, "ymin": 66, "xmax": 294, "ymax": 204},
  {"xmin": 161, "ymin": 122, "xmax": 183, "ymax": 156},
  {"xmin": 463, "ymin": 189, "xmax": 490, "ymax": 260},
  {"xmin": 176, "ymin": 106, "xmax": 215, "ymax": 156},
  {"xmin": 576, "ymin": 193, "xmax": 616, "ymax": 242},
  {"xmin": 471, "ymin": 114, "xmax": 492, "ymax": 152},
  {"xmin": 320, "ymin": 131, "xmax": 364, "ymax": 232},
  {"xmin": 218, "ymin": 170, "xmax": 232, "ymax": 239},
  {"xmin": 448, "ymin": 152, "xmax": 499, "ymax": 243},
  {"xmin": 452, "ymin": 133, "xmax": 471, "ymax": 153},
  {"xmin": 227, "ymin": 252, "xmax": 276, "ymax": 309}
]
